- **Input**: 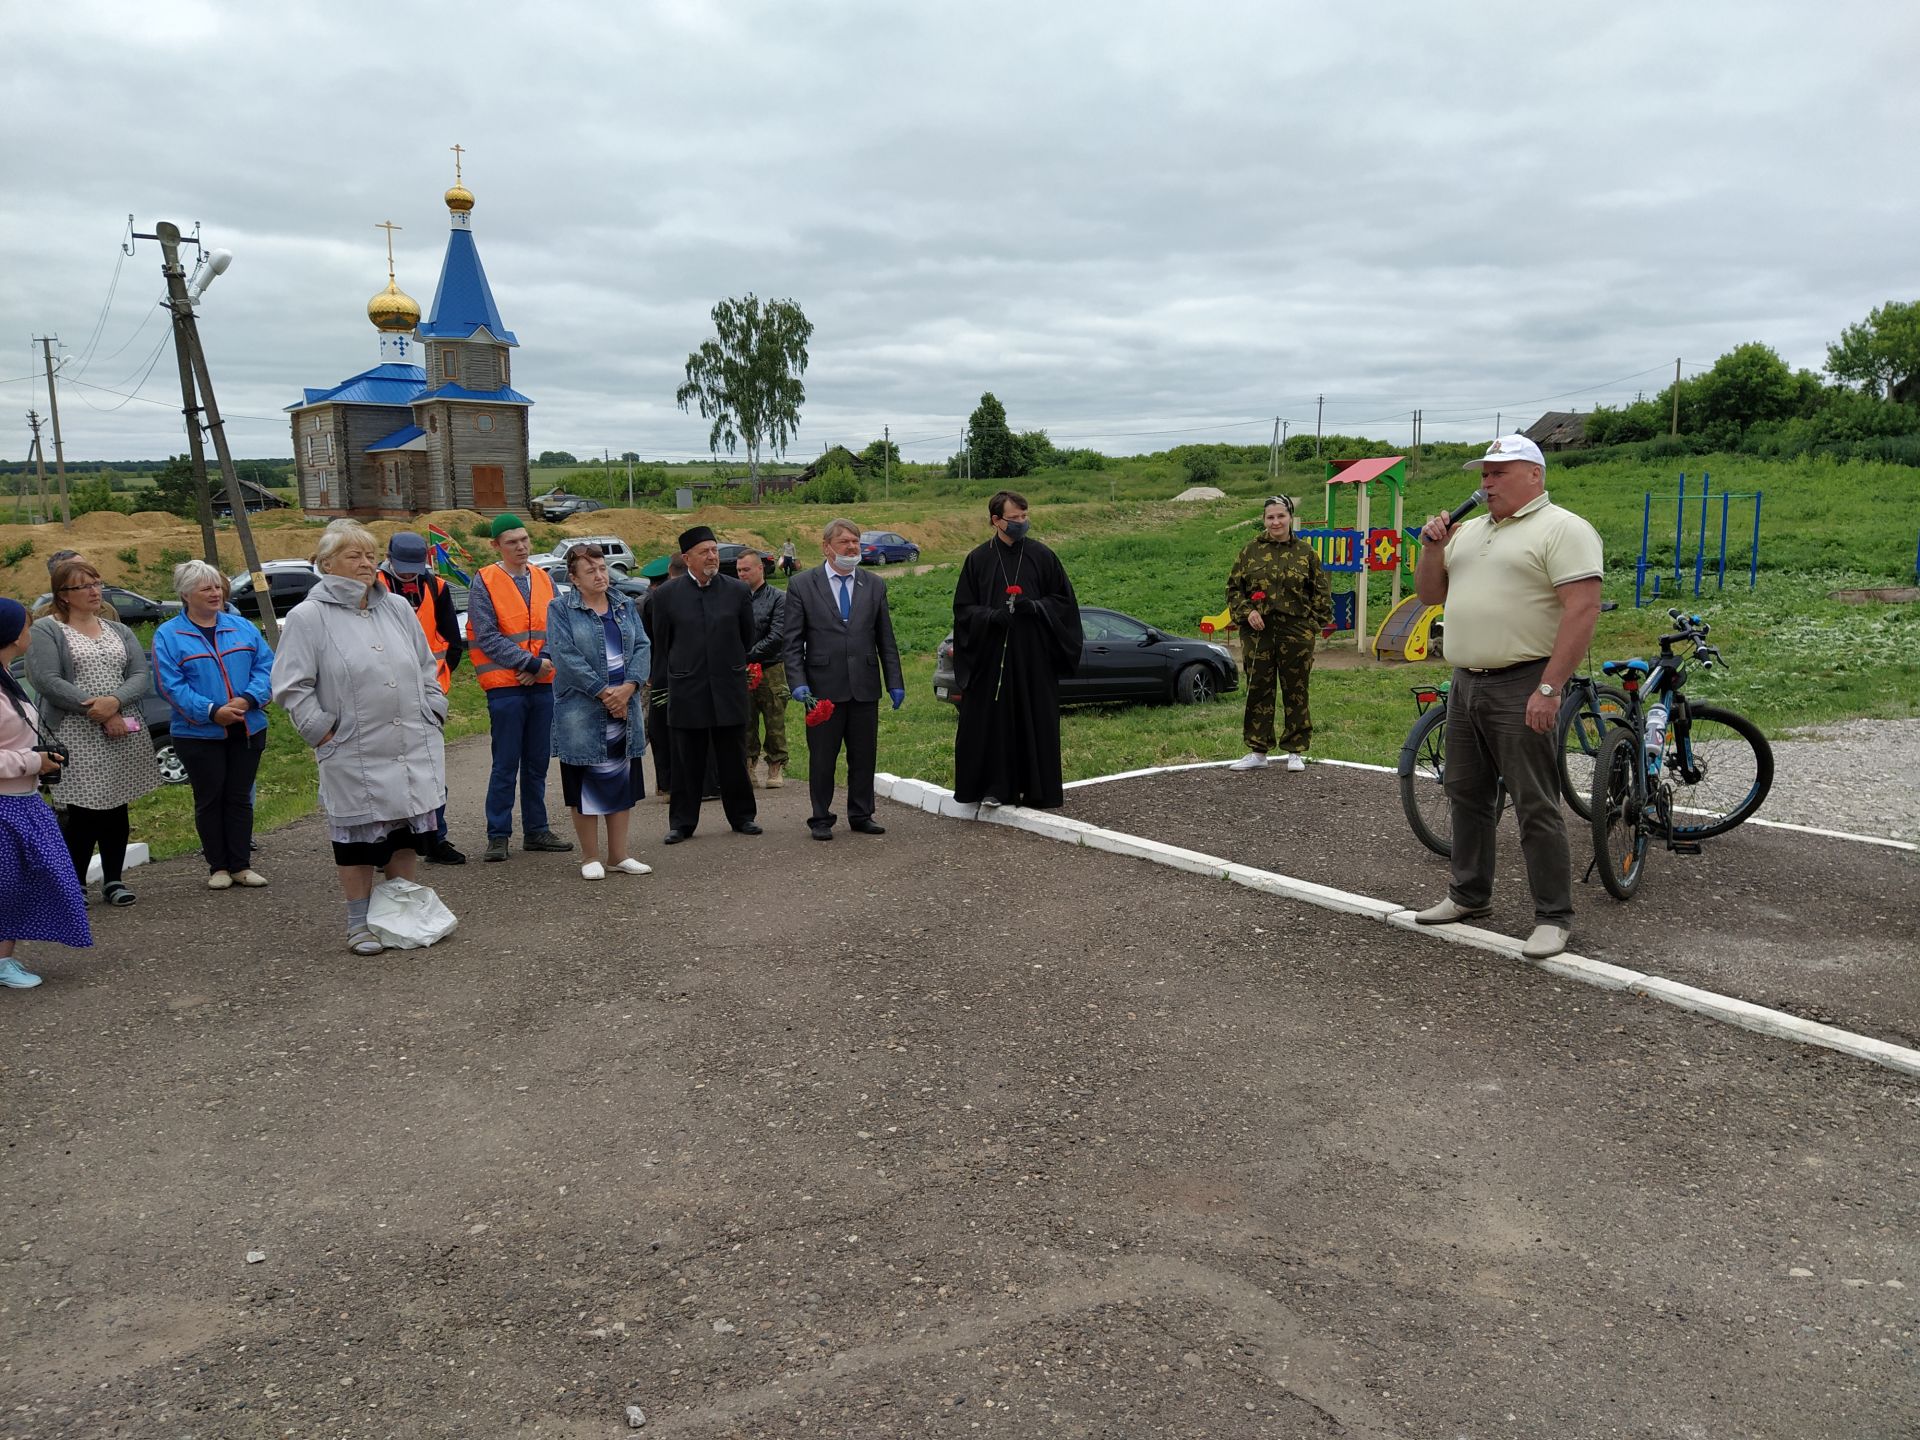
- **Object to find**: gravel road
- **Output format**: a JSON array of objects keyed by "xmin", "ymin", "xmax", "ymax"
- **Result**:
[{"xmin": 1766, "ymin": 717, "xmax": 1920, "ymax": 842}]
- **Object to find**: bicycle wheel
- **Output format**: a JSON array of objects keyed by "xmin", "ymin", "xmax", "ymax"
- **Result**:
[
  {"xmin": 1662, "ymin": 703, "xmax": 1773, "ymax": 840},
  {"xmin": 1591, "ymin": 726, "xmax": 1650, "ymax": 901},
  {"xmin": 1398, "ymin": 706, "xmax": 1453, "ymax": 857},
  {"xmin": 1557, "ymin": 683, "xmax": 1632, "ymax": 821}
]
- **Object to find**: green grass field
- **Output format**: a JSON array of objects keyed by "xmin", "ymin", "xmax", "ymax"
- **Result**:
[{"xmin": 124, "ymin": 449, "xmax": 1919, "ymax": 859}]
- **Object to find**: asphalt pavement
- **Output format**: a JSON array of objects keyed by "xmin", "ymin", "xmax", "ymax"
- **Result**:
[{"xmin": 0, "ymin": 735, "xmax": 1914, "ymax": 1438}]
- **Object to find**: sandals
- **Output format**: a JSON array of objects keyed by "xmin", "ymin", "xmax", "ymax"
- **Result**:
[
  {"xmin": 347, "ymin": 928, "xmax": 386, "ymax": 956},
  {"xmin": 102, "ymin": 882, "xmax": 136, "ymax": 907}
]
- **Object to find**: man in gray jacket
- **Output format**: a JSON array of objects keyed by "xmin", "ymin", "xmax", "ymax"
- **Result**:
[{"xmin": 783, "ymin": 517, "xmax": 904, "ymax": 840}]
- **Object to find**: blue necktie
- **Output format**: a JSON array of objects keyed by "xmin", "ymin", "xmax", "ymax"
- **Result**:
[{"xmin": 837, "ymin": 575, "xmax": 851, "ymax": 622}]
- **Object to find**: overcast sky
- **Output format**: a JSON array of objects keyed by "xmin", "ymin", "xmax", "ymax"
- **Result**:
[{"xmin": 3, "ymin": 0, "xmax": 1914, "ymax": 465}]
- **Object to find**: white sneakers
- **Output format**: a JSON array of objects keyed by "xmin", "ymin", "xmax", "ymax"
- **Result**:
[
  {"xmin": 1230, "ymin": 752, "xmax": 1307, "ymax": 772},
  {"xmin": 585, "ymin": 858, "xmax": 653, "ymax": 881}
]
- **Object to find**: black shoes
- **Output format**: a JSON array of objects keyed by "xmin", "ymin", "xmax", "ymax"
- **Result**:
[
  {"xmin": 850, "ymin": 819, "xmax": 886, "ymax": 835},
  {"xmin": 664, "ymin": 829, "xmax": 692, "ymax": 845},
  {"xmin": 732, "ymin": 822, "xmax": 764, "ymax": 836},
  {"xmin": 809, "ymin": 827, "xmax": 833, "ymax": 842},
  {"xmin": 425, "ymin": 840, "xmax": 467, "ymax": 865}
]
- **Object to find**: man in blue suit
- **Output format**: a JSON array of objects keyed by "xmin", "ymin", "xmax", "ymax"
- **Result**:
[{"xmin": 783, "ymin": 517, "xmax": 905, "ymax": 840}]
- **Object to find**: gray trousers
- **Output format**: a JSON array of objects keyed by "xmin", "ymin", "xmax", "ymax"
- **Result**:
[{"xmin": 1443, "ymin": 662, "xmax": 1573, "ymax": 926}]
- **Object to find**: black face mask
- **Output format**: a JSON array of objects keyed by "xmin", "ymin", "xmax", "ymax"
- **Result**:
[{"xmin": 1002, "ymin": 519, "xmax": 1030, "ymax": 540}]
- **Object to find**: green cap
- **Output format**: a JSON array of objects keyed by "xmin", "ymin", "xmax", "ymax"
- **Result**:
[{"xmin": 489, "ymin": 513, "xmax": 528, "ymax": 540}]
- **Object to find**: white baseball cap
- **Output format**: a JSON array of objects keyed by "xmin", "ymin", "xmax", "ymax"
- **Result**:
[{"xmin": 1463, "ymin": 434, "xmax": 1545, "ymax": 470}]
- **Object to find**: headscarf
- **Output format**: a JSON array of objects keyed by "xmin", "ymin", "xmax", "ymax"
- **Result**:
[{"xmin": 0, "ymin": 597, "xmax": 31, "ymax": 708}]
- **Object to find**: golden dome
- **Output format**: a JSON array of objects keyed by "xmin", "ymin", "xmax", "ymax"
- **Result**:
[
  {"xmin": 367, "ymin": 278, "xmax": 421, "ymax": 333},
  {"xmin": 445, "ymin": 183, "xmax": 475, "ymax": 213}
]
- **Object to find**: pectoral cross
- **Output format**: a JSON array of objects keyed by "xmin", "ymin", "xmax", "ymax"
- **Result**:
[{"xmin": 375, "ymin": 220, "xmax": 402, "ymax": 281}]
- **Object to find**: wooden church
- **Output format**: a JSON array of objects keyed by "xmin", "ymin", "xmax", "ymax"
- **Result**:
[{"xmin": 288, "ymin": 154, "xmax": 532, "ymax": 518}]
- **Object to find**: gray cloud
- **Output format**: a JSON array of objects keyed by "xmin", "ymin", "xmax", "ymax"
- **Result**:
[{"xmin": 2, "ymin": 0, "xmax": 1913, "ymax": 464}]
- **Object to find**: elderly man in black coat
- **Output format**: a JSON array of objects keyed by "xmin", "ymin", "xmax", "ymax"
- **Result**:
[{"xmin": 650, "ymin": 526, "xmax": 761, "ymax": 844}]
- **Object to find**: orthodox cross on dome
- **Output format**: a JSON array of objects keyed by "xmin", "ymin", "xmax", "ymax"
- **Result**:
[
  {"xmin": 376, "ymin": 220, "xmax": 402, "ymax": 282},
  {"xmin": 450, "ymin": 143, "xmax": 464, "ymax": 184}
]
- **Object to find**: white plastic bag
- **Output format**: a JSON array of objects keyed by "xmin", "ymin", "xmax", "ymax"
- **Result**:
[{"xmin": 366, "ymin": 878, "xmax": 458, "ymax": 949}]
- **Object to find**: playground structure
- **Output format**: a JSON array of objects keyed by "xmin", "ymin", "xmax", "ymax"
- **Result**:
[
  {"xmin": 1197, "ymin": 456, "xmax": 1444, "ymax": 662},
  {"xmin": 1298, "ymin": 455, "xmax": 1411, "ymax": 654},
  {"xmin": 1635, "ymin": 472, "xmax": 1763, "ymax": 608}
]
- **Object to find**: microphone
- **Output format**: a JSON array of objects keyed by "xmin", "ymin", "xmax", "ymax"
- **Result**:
[{"xmin": 1444, "ymin": 489, "xmax": 1486, "ymax": 528}]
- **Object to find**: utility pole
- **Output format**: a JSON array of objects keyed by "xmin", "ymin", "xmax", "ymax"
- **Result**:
[
  {"xmin": 149, "ymin": 220, "xmax": 279, "ymax": 645},
  {"xmin": 883, "ymin": 424, "xmax": 890, "ymax": 501},
  {"xmin": 626, "ymin": 455, "xmax": 633, "ymax": 508},
  {"xmin": 1495, "ymin": 411, "xmax": 1502, "ymax": 437},
  {"xmin": 35, "ymin": 338, "xmax": 71, "ymax": 527},
  {"xmin": 1267, "ymin": 417, "xmax": 1280, "ymax": 479},
  {"xmin": 157, "ymin": 267, "xmax": 221, "ymax": 564},
  {"xmin": 1315, "ymin": 395, "xmax": 1323, "ymax": 459},
  {"xmin": 26, "ymin": 411, "xmax": 50, "ymax": 521},
  {"xmin": 1671, "ymin": 357, "xmax": 1681, "ymax": 436}
]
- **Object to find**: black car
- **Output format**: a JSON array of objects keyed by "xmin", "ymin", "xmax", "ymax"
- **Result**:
[
  {"xmin": 29, "ymin": 586, "xmax": 181, "ymax": 626},
  {"xmin": 227, "ymin": 562, "xmax": 320, "ymax": 620},
  {"xmin": 932, "ymin": 605, "xmax": 1239, "ymax": 707},
  {"xmin": 717, "ymin": 542, "xmax": 762, "ymax": 579},
  {"xmin": 8, "ymin": 654, "xmax": 188, "ymax": 786},
  {"xmin": 531, "ymin": 491, "xmax": 606, "ymax": 522}
]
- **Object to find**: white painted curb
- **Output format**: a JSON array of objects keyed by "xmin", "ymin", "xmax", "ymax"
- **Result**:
[{"xmin": 873, "ymin": 773, "xmax": 1920, "ymax": 1081}]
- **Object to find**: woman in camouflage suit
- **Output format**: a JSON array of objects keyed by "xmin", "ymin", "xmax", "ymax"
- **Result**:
[{"xmin": 1226, "ymin": 496, "xmax": 1331, "ymax": 772}]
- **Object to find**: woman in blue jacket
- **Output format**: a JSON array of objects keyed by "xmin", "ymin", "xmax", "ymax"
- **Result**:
[
  {"xmin": 548, "ymin": 543, "xmax": 651, "ymax": 881},
  {"xmin": 152, "ymin": 560, "xmax": 276, "ymax": 890}
]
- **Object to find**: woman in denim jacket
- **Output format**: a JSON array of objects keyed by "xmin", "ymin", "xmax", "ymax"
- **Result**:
[
  {"xmin": 547, "ymin": 544, "xmax": 652, "ymax": 881},
  {"xmin": 152, "ymin": 560, "xmax": 275, "ymax": 889}
]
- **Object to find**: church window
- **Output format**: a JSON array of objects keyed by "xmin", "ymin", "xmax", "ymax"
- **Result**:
[
  {"xmin": 326, "ymin": 434, "xmax": 336, "ymax": 460},
  {"xmin": 475, "ymin": 413, "xmax": 494, "ymax": 433},
  {"xmin": 441, "ymin": 351, "xmax": 458, "ymax": 384},
  {"xmin": 428, "ymin": 414, "xmax": 438, "ymax": 434},
  {"xmin": 304, "ymin": 436, "xmax": 314, "ymax": 462}
]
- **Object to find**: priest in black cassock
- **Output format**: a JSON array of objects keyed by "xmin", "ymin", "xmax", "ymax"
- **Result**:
[{"xmin": 950, "ymin": 490, "xmax": 1083, "ymax": 808}]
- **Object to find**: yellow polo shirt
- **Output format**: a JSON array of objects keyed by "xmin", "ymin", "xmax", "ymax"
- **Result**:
[{"xmin": 1441, "ymin": 492, "xmax": 1603, "ymax": 670}]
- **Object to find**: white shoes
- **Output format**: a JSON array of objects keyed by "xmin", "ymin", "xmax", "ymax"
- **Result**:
[
  {"xmin": 1228, "ymin": 752, "xmax": 1269, "ymax": 771},
  {"xmin": 581, "ymin": 860, "xmax": 606, "ymax": 881},
  {"xmin": 234, "ymin": 869, "xmax": 268, "ymax": 887},
  {"xmin": 612, "ymin": 858, "xmax": 652, "ymax": 876},
  {"xmin": 206, "ymin": 871, "xmax": 233, "ymax": 890},
  {"xmin": 1522, "ymin": 924, "xmax": 1571, "ymax": 959},
  {"xmin": 1285, "ymin": 754, "xmax": 1306, "ymax": 772},
  {"xmin": 1413, "ymin": 898, "xmax": 1493, "ymax": 925}
]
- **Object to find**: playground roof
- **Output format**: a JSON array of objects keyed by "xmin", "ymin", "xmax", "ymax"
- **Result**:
[{"xmin": 1326, "ymin": 456, "xmax": 1406, "ymax": 487}]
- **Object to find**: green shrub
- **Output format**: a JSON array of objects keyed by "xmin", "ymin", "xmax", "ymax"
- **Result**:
[
  {"xmin": 803, "ymin": 464, "xmax": 867, "ymax": 505},
  {"xmin": 2, "ymin": 540, "xmax": 32, "ymax": 569}
]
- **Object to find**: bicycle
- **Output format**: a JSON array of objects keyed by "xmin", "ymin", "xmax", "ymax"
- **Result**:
[
  {"xmin": 1398, "ymin": 671, "xmax": 1631, "ymax": 857},
  {"xmin": 1589, "ymin": 610, "xmax": 1774, "ymax": 900}
]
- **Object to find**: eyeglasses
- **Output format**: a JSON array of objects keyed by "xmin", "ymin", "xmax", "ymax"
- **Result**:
[
  {"xmin": 58, "ymin": 581, "xmax": 105, "ymax": 593},
  {"xmin": 565, "ymin": 544, "xmax": 605, "ymax": 562}
]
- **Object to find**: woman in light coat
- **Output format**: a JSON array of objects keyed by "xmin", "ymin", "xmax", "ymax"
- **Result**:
[
  {"xmin": 271, "ymin": 521, "xmax": 449, "ymax": 955},
  {"xmin": 547, "ymin": 542, "xmax": 651, "ymax": 880}
]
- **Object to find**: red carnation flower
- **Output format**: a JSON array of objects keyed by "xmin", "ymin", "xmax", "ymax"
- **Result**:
[
  {"xmin": 747, "ymin": 662, "xmax": 763, "ymax": 691},
  {"xmin": 1005, "ymin": 584, "xmax": 1023, "ymax": 596},
  {"xmin": 805, "ymin": 697, "xmax": 836, "ymax": 728},
  {"xmin": 1251, "ymin": 590, "xmax": 1266, "ymax": 602}
]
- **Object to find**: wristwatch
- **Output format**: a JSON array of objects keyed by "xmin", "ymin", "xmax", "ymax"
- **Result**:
[{"xmin": 1538, "ymin": 682, "xmax": 1558, "ymax": 698}]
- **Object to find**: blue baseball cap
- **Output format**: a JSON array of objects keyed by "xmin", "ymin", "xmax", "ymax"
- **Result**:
[{"xmin": 387, "ymin": 531, "xmax": 429, "ymax": 576}]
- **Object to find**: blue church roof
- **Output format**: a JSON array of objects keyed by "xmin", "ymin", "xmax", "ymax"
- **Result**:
[
  {"xmin": 366, "ymin": 424, "xmax": 426, "ymax": 452},
  {"xmin": 289, "ymin": 362, "xmax": 426, "ymax": 410},
  {"xmin": 419, "ymin": 228, "xmax": 519, "ymax": 345},
  {"xmin": 413, "ymin": 381, "xmax": 534, "ymax": 406}
]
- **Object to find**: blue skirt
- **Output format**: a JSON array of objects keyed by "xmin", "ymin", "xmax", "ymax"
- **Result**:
[{"xmin": 0, "ymin": 793, "xmax": 94, "ymax": 948}]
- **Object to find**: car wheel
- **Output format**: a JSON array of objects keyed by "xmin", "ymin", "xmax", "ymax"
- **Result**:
[
  {"xmin": 1176, "ymin": 664, "xmax": 1219, "ymax": 704},
  {"xmin": 610, "ymin": 564, "xmax": 628, "ymax": 580},
  {"xmin": 154, "ymin": 743, "xmax": 190, "ymax": 786}
]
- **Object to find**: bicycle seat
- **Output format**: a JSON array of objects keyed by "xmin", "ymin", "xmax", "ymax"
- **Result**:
[{"xmin": 1601, "ymin": 658, "xmax": 1651, "ymax": 677}]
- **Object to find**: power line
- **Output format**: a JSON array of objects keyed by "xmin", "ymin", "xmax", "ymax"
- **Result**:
[
  {"xmin": 70, "ymin": 324, "xmax": 172, "ymax": 413},
  {"xmin": 67, "ymin": 222, "xmax": 134, "ymax": 377}
]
